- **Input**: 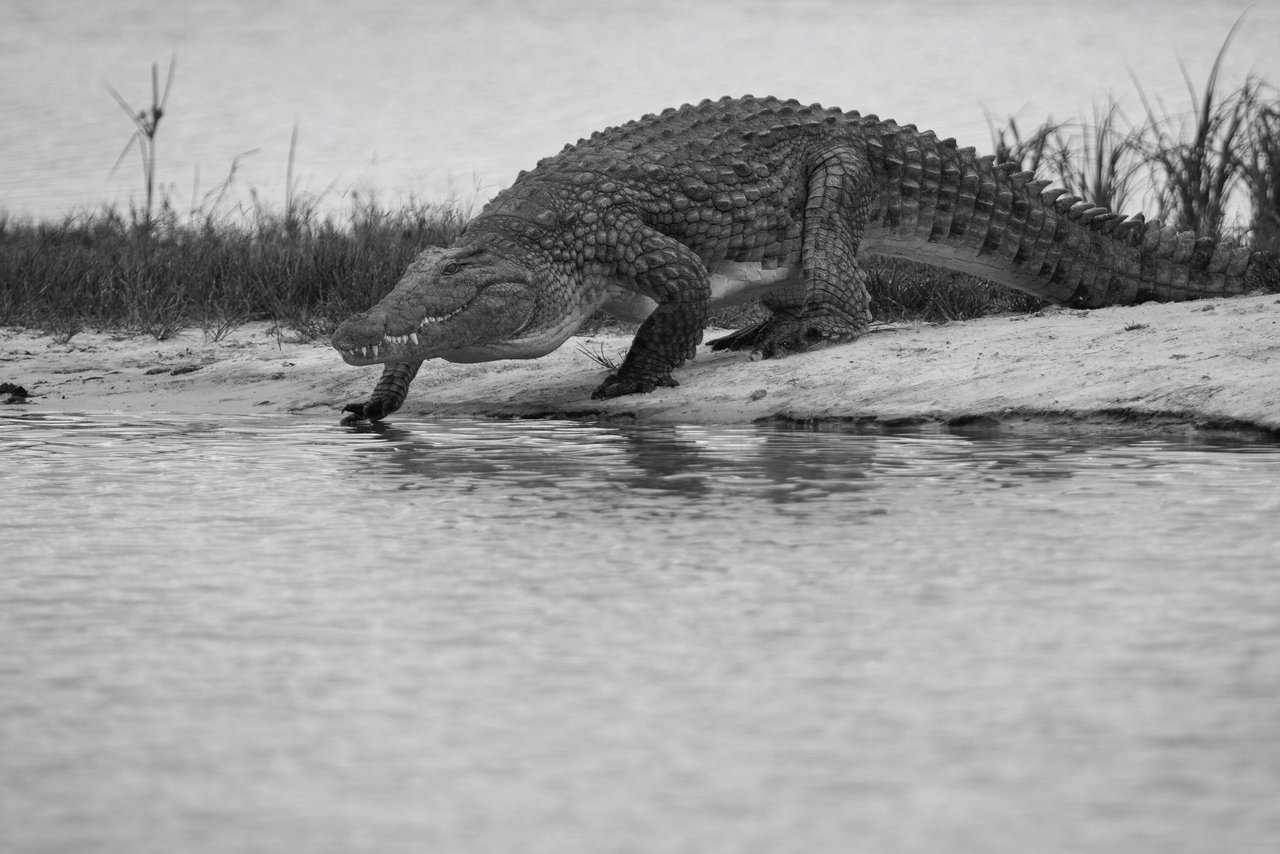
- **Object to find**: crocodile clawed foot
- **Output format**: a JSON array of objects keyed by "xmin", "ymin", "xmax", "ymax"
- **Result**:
[
  {"xmin": 707, "ymin": 320, "xmax": 771, "ymax": 353},
  {"xmin": 339, "ymin": 398, "xmax": 396, "ymax": 425},
  {"xmin": 591, "ymin": 372, "xmax": 679, "ymax": 400},
  {"xmin": 708, "ymin": 317, "xmax": 821, "ymax": 359}
]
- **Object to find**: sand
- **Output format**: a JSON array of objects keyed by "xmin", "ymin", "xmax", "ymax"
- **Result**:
[{"xmin": 3, "ymin": 293, "xmax": 1278, "ymax": 436}]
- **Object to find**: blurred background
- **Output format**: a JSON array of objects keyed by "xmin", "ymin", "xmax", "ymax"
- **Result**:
[{"xmin": 2, "ymin": 0, "xmax": 1277, "ymax": 222}]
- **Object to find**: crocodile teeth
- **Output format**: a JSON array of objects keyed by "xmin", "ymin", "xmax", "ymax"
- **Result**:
[
  {"xmin": 419, "ymin": 307, "xmax": 463, "ymax": 328},
  {"xmin": 378, "ymin": 333, "xmax": 421, "ymax": 348}
]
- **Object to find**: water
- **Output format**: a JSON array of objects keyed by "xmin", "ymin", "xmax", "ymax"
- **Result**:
[
  {"xmin": 3, "ymin": 0, "xmax": 1279, "ymax": 220},
  {"xmin": 2, "ymin": 412, "xmax": 1279, "ymax": 853}
]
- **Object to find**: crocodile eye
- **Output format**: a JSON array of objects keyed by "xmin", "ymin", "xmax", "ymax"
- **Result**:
[{"xmin": 442, "ymin": 261, "xmax": 460, "ymax": 275}]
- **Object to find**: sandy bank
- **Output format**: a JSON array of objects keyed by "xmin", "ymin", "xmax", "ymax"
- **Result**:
[{"xmin": 4, "ymin": 294, "xmax": 1278, "ymax": 436}]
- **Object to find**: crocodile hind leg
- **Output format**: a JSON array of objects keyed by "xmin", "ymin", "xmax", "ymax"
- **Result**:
[
  {"xmin": 710, "ymin": 144, "xmax": 874, "ymax": 357},
  {"xmin": 340, "ymin": 360, "xmax": 422, "ymax": 424}
]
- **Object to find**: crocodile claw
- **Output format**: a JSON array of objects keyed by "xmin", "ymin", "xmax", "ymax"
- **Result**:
[
  {"xmin": 708, "ymin": 322, "xmax": 798, "ymax": 358},
  {"xmin": 340, "ymin": 398, "xmax": 395, "ymax": 425},
  {"xmin": 708, "ymin": 317, "xmax": 834, "ymax": 359},
  {"xmin": 591, "ymin": 372, "xmax": 679, "ymax": 400}
]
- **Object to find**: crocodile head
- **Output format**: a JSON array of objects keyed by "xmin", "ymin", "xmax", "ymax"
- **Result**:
[{"xmin": 333, "ymin": 241, "xmax": 570, "ymax": 366}]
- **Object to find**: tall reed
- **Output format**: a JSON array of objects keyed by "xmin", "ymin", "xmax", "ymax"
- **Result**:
[
  {"xmin": 1240, "ymin": 85, "xmax": 1280, "ymax": 249},
  {"xmin": 107, "ymin": 57, "xmax": 177, "ymax": 233},
  {"xmin": 1051, "ymin": 98, "xmax": 1142, "ymax": 214},
  {"xmin": 1129, "ymin": 18, "xmax": 1251, "ymax": 238},
  {"xmin": 986, "ymin": 112, "xmax": 1062, "ymax": 175}
]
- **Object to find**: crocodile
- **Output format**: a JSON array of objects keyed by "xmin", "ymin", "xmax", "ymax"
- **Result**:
[{"xmin": 333, "ymin": 95, "xmax": 1275, "ymax": 422}]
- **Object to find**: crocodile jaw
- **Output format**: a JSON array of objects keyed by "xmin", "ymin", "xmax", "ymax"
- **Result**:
[
  {"xmin": 436, "ymin": 306, "xmax": 590, "ymax": 363},
  {"xmin": 332, "ymin": 281, "xmax": 538, "ymax": 366}
]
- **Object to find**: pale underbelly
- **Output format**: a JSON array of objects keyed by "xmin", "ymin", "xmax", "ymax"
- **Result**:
[{"xmin": 601, "ymin": 260, "xmax": 799, "ymax": 321}]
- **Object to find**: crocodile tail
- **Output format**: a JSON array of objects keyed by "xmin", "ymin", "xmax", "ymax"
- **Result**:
[{"xmin": 863, "ymin": 120, "xmax": 1265, "ymax": 306}]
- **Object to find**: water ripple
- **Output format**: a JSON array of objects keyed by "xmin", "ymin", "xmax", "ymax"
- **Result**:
[{"xmin": 3, "ymin": 411, "xmax": 1280, "ymax": 854}]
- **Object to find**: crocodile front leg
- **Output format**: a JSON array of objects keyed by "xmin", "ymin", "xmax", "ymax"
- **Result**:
[
  {"xmin": 341, "ymin": 360, "xmax": 422, "ymax": 424},
  {"xmin": 592, "ymin": 225, "xmax": 710, "ymax": 399},
  {"xmin": 711, "ymin": 144, "xmax": 874, "ymax": 357}
]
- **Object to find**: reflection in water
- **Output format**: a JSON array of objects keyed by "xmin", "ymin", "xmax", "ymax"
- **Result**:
[
  {"xmin": 2, "ymin": 413, "xmax": 1279, "ymax": 854},
  {"xmin": 342, "ymin": 418, "xmax": 883, "ymax": 500},
  {"xmin": 4, "ymin": 411, "xmax": 1278, "ymax": 565}
]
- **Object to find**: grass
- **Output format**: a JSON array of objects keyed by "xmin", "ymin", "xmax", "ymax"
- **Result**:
[
  {"xmin": 986, "ymin": 21, "xmax": 1280, "ymax": 245},
  {"xmin": 1239, "ymin": 84, "xmax": 1280, "ymax": 248},
  {"xmin": 0, "ymin": 196, "xmax": 469, "ymax": 341},
  {"xmin": 2, "ymin": 32, "xmax": 1278, "ymax": 343},
  {"xmin": 1130, "ymin": 17, "xmax": 1253, "ymax": 238}
]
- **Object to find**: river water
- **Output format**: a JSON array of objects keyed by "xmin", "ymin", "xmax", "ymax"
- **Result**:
[
  {"xmin": 1, "ymin": 412, "xmax": 1278, "ymax": 853},
  {"xmin": 2, "ymin": 0, "xmax": 1279, "ymax": 220}
]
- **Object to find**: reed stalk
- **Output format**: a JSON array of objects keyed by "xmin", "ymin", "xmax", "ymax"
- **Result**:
[
  {"xmin": 1239, "ymin": 86, "xmax": 1280, "ymax": 249},
  {"xmin": 107, "ymin": 57, "xmax": 177, "ymax": 233},
  {"xmin": 986, "ymin": 112, "xmax": 1062, "ymax": 175},
  {"xmin": 1129, "ymin": 18, "xmax": 1250, "ymax": 237},
  {"xmin": 1049, "ymin": 97, "xmax": 1142, "ymax": 214}
]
